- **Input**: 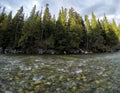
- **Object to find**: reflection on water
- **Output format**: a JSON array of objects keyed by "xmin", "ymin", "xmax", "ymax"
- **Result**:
[{"xmin": 0, "ymin": 52, "xmax": 120, "ymax": 93}]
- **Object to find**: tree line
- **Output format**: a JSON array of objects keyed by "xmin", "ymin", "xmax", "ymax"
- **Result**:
[{"xmin": 0, "ymin": 4, "xmax": 120, "ymax": 54}]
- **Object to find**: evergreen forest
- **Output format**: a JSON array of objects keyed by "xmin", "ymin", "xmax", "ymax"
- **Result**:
[{"xmin": 0, "ymin": 4, "xmax": 120, "ymax": 54}]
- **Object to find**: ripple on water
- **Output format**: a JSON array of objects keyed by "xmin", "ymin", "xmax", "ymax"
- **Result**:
[
  {"xmin": 33, "ymin": 75, "xmax": 44, "ymax": 81},
  {"xmin": 35, "ymin": 59, "xmax": 43, "ymax": 62},
  {"xmin": 8, "ymin": 60, "xmax": 21, "ymax": 64},
  {"xmin": 57, "ymin": 68, "xmax": 65, "ymax": 72},
  {"xmin": 0, "ymin": 53, "xmax": 120, "ymax": 93},
  {"xmin": 78, "ymin": 63, "xmax": 86, "ymax": 67},
  {"xmin": 71, "ymin": 69, "xmax": 83, "ymax": 74},
  {"xmin": 19, "ymin": 65, "xmax": 32, "ymax": 70},
  {"xmin": 34, "ymin": 64, "xmax": 39, "ymax": 69},
  {"xmin": 5, "ymin": 91, "xmax": 13, "ymax": 93}
]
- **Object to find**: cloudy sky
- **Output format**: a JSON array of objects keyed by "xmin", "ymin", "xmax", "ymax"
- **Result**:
[{"xmin": 0, "ymin": 0, "xmax": 120, "ymax": 23}]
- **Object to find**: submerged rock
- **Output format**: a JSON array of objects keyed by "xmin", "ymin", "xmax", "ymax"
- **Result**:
[
  {"xmin": 5, "ymin": 91, "xmax": 13, "ymax": 93},
  {"xmin": 0, "ymin": 53, "xmax": 120, "ymax": 93},
  {"xmin": 78, "ymin": 63, "xmax": 86, "ymax": 67},
  {"xmin": 38, "ymin": 49, "xmax": 44, "ymax": 54},
  {"xmin": 72, "ymin": 69, "xmax": 83, "ymax": 74},
  {"xmin": 33, "ymin": 75, "xmax": 44, "ymax": 81}
]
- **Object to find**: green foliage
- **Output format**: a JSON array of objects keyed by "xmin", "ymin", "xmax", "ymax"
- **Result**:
[
  {"xmin": 102, "ymin": 14, "xmax": 119, "ymax": 50},
  {"xmin": 12, "ymin": 6, "xmax": 24, "ymax": 49},
  {"xmin": 89, "ymin": 12, "xmax": 105, "ymax": 52},
  {"xmin": 0, "ymin": 5, "xmax": 119, "ymax": 54},
  {"xmin": 0, "ymin": 9, "xmax": 12, "ymax": 52},
  {"xmin": 18, "ymin": 5, "xmax": 38, "ymax": 53},
  {"xmin": 68, "ymin": 8, "xmax": 86, "ymax": 50}
]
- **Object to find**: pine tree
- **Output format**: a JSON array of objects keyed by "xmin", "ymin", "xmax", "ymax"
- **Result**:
[
  {"xmin": 106, "ymin": 25, "xmax": 118, "ymax": 48},
  {"xmin": 35, "ymin": 10, "xmax": 43, "ymax": 48},
  {"xmin": 118, "ymin": 24, "xmax": 120, "ymax": 39},
  {"xmin": 0, "ymin": 7, "xmax": 6, "ymax": 23},
  {"xmin": 90, "ymin": 12, "xmax": 104, "ymax": 52},
  {"xmin": 0, "ymin": 5, "xmax": 119, "ymax": 54},
  {"xmin": 43, "ymin": 4, "xmax": 52, "ymax": 50},
  {"xmin": 85, "ymin": 15, "xmax": 91, "ymax": 50},
  {"xmin": 54, "ymin": 7, "xmax": 68, "ymax": 52},
  {"xmin": 111, "ymin": 19, "xmax": 120, "ymax": 39},
  {"xmin": 47, "ymin": 15, "xmax": 56, "ymax": 49},
  {"xmin": 12, "ymin": 6, "xmax": 24, "ymax": 49},
  {"xmin": 18, "ymin": 5, "xmax": 37, "ymax": 53},
  {"xmin": 0, "ymin": 11, "xmax": 12, "ymax": 53},
  {"xmin": 102, "ymin": 14, "xmax": 118, "ymax": 50},
  {"xmin": 68, "ymin": 8, "xmax": 81, "ymax": 49}
]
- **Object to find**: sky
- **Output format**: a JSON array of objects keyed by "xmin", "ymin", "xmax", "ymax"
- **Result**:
[{"xmin": 0, "ymin": 0, "xmax": 120, "ymax": 23}]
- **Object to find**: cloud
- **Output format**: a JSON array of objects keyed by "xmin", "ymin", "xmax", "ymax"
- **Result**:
[
  {"xmin": 0, "ymin": 0, "xmax": 119, "ymax": 23},
  {"xmin": 99, "ymin": 14, "xmax": 120, "ymax": 24},
  {"xmin": 22, "ymin": 0, "xmax": 41, "ymax": 16},
  {"xmin": 0, "ymin": 0, "xmax": 12, "ymax": 12}
]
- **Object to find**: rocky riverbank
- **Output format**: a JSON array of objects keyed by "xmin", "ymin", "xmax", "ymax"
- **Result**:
[{"xmin": 0, "ymin": 47, "xmax": 119, "ymax": 55}]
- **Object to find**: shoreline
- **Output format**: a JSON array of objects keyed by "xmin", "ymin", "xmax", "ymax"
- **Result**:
[{"xmin": 0, "ymin": 49, "xmax": 118, "ymax": 56}]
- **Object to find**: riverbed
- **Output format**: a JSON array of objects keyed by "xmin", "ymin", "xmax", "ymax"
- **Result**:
[{"xmin": 0, "ymin": 52, "xmax": 120, "ymax": 93}]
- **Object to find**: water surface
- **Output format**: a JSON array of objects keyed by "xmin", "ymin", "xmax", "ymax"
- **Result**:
[{"xmin": 0, "ymin": 52, "xmax": 120, "ymax": 93}]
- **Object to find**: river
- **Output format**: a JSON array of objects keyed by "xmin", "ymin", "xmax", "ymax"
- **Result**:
[{"xmin": 0, "ymin": 52, "xmax": 120, "ymax": 93}]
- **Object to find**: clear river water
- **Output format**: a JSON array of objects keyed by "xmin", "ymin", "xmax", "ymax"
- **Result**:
[{"xmin": 0, "ymin": 52, "xmax": 120, "ymax": 93}]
